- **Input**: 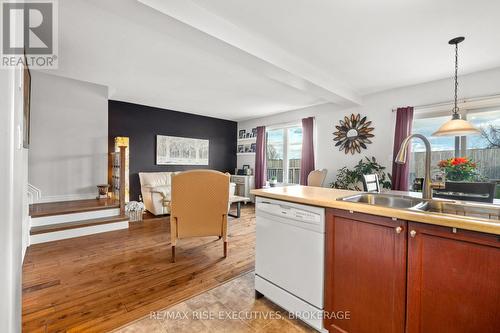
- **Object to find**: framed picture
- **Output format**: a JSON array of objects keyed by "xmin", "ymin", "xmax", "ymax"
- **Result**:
[
  {"xmin": 239, "ymin": 130, "xmax": 246, "ymax": 139},
  {"xmin": 246, "ymin": 132, "xmax": 251, "ymax": 138},
  {"xmin": 156, "ymin": 135, "xmax": 209, "ymax": 165},
  {"xmin": 242, "ymin": 164, "xmax": 250, "ymax": 170},
  {"xmin": 237, "ymin": 145, "xmax": 245, "ymax": 153},
  {"xmin": 23, "ymin": 54, "xmax": 31, "ymax": 149},
  {"xmin": 244, "ymin": 144, "xmax": 252, "ymax": 153},
  {"xmin": 250, "ymin": 143, "xmax": 256, "ymax": 152},
  {"xmin": 251, "ymin": 128, "xmax": 257, "ymax": 137}
]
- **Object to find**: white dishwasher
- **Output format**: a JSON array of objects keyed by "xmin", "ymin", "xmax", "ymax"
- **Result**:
[{"xmin": 255, "ymin": 197, "xmax": 326, "ymax": 332}]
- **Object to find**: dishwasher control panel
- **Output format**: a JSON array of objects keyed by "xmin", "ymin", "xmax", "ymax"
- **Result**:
[{"xmin": 256, "ymin": 197, "xmax": 325, "ymax": 227}]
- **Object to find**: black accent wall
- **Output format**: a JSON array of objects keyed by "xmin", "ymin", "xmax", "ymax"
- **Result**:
[{"xmin": 108, "ymin": 100, "xmax": 237, "ymax": 201}]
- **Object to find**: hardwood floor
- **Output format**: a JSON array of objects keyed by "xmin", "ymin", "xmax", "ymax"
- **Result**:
[
  {"xmin": 29, "ymin": 198, "xmax": 119, "ymax": 218},
  {"xmin": 114, "ymin": 272, "xmax": 315, "ymax": 333},
  {"xmin": 22, "ymin": 204, "xmax": 256, "ymax": 332}
]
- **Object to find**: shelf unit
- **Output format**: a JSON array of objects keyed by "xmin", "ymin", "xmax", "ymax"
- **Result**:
[
  {"xmin": 238, "ymin": 127, "xmax": 258, "ymax": 154},
  {"xmin": 237, "ymin": 137, "xmax": 256, "ymax": 143},
  {"xmin": 237, "ymin": 137, "xmax": 256, "ymax": 154},
  {"xmin": 111, "ymin": 137, "xmax": 130, "ymax": 202}
]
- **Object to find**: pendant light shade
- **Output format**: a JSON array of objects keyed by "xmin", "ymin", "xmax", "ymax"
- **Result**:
[
  {"xmin": 432, "ymin": 114, "xmax": 480, "ymax": 137},
  {"xmin": 432, "ymin": 37, "xmax": 480, "ymax": 137}
]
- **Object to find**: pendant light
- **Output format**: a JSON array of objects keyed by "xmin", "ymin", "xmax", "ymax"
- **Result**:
[{"xmin": 432, "ymin": 37, "xmax": 480, "ymax": 137}]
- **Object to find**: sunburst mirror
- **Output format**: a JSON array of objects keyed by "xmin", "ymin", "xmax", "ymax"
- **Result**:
[{"xmin": 333, "ymin": 113, "xmax": 374, "ymax": 154}]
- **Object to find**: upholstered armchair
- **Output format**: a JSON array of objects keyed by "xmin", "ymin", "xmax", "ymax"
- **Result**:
[
  {"xmin": 170, "ymin": 170, "xmax": 230, "ymax": 262},
  {"xmin": 139, "ymin": 172, "xmax": 179, "ymax": 215}
]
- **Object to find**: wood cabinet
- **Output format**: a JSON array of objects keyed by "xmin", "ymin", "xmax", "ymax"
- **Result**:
[
  {"xmin": 325, "ymin": 209, "xmax": 500, "ymax": 333},
  {"xmin": 324, "ymin": 209, "xmax": 407, "ymax": 333},
  {"xmin": 406, "ymin": 222, "xmax": 500, "ymax": 333}
]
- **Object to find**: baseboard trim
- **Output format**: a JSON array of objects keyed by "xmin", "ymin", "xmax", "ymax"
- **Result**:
[
  {"xmin": 34, "ymin": 193, "xmax": 97, "ymax": 204},
  {"xmin": 30, "ymin": 208, "xmax": 121, "ymax": 227}
]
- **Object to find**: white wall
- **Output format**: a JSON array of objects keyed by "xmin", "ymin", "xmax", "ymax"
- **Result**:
[
  {"xmin": 29, "ymin": 72, "xmax": 109, "ymax": 202},
  {"xmin": 0, "ymin": 66, "xmax": 29, "ymax": 332},
  {"xmin": 238, "ymin": 67, "xmax": 500, "ymax": 186}
]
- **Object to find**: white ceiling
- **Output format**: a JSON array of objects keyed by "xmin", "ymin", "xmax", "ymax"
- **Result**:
[
  {"xmin": 46, "ymin": 0, "xmax": 500, "ymax": 121},
  {"xmin": 189, "ymin": 0, "xmax": 500, "ymax": 94}
]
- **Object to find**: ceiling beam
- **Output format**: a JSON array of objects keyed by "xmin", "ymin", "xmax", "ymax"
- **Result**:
[{"xmin": 137, "ymin": 0, "xmax": 362, "ymax": 106}]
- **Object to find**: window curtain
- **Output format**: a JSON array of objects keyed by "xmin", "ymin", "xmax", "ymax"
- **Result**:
[
  {"xmin": 300, "ymin": 117, "xmax": 315, "ymax": 185},
  {"xmin": 391, "ymin": 107, "xmax": 414, "ymax": 191},
  {"xmin": 254, "ymin": 126, "xmax": 267, "ymax": 189}
]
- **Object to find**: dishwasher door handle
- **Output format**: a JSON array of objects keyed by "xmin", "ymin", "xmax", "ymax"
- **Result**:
[{"xmin": 260, "ymin": 201, "xmax": 292, "ymax": 211}]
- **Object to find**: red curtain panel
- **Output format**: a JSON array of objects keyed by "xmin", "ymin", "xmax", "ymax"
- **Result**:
[
  {"xmin": 300, "ymin": 117, "xmax": 315, "ymax": 185},
  {"xmin": 254, "ymin": 126, "xmax": 267, "ymax": 189},
  {"xmin": 391, "ymin": 107, "xmax": 414, "ymax": 190}
]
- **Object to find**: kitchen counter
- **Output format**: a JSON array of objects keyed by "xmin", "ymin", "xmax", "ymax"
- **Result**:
[{"xmin": 251, "ymin": 186, "xmax": 500, "ymax": 235}]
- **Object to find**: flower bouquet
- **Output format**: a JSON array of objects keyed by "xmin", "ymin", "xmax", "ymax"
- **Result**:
[
  {"xmin": 125, "ymin": 201, "xmax": 145, "ymax": 222},
  {"xmin": 437, "ymin": 157, "xmax": 480, "ymax": 182}
]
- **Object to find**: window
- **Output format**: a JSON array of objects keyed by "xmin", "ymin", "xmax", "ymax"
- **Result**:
[
  {"xmin": 409, "ymin": 108, "xmax": 500, "ymax": 190},
  {"xmin": 266, "ymin": 125, "xmax": 303, "ymax": 184},
  {"xmin": 409, "ymin": 115, "xmax": 455, "ymax": 186},
  {"xmin": 465, "ymin": 109, "xmax": 500, "ymax": 181}
]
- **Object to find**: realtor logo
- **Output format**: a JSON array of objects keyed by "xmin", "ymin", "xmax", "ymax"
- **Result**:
[{"xmin": 1, "ymin": 0, "xmax": 58, "ymax": 68}]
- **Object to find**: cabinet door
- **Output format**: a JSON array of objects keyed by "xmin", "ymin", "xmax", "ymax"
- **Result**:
[
  {"xmin": 407, "ymin": 223, "xmax": 500, "ymax": 333},
  {"xmin": 324, "ymin": 209, "xmax": 407, "ymax": 333}
]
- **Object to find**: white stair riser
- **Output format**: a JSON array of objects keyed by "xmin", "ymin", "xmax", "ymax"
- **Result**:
[
  {"xmin": 30, "ymin": 221, "xmax": 129, "ymax": 245},
  {"xmin": 31, "ymin": 208, "xmax": 121, "ymax": 227}
]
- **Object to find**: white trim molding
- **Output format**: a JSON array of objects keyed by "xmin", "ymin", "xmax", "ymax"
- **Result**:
[
  {"xmin": 27, "ymin": 184, "xmax": 42, "ymax": 204},
  {"xmin": 33, "ymin": 193, "xmax": 97, "ymax": 204},
  {"xmin": 30, "ymin": 220, "xmax": 129, "ymax": 245},
  {"xmin": 413, "ymin": 94, "xmax": 500, "ymax": 119}
]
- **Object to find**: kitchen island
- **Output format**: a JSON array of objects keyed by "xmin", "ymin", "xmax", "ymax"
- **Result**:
[
  {"xmin": 251, "ymin": 186, "xmax": 499, "ymax": 235},
  {"xmin": 251, "ymin": 186, "xmax": 500, "ymax": 333}
]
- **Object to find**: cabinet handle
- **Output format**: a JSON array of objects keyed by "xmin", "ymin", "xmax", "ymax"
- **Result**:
[
  {"xmin": 395, "ymin": 226, "xmax": 403, "ymax": 234},
  {"xmin": 410, "ymin": 230, "xmax": 417, "ymax": 238}
]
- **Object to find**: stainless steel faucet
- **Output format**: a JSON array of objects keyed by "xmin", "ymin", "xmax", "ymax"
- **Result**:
[{"xmin": 395, "ymin": 134, "xmax": 442, "ymax": 200}]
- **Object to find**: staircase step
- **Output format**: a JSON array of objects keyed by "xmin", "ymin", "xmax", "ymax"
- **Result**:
[
  {"xmin": 30, "ymin": 208, "xmax": 121, "ymax": 227},
  {"xmin": 30, "ymin": 215, "xmax": 129, "ymax": 235},
  {"xmin": 30, "ymin": 198, "xmax": 120, "ymax": 218}
]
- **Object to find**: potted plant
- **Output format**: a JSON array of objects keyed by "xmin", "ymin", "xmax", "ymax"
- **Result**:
[
  {"xmin": 269, "ymin": 176, "xmax": 278, "ymax": 187},
  {"xmin": 125, "ymin": 201, "xmax": 145, "ymax": 222},
  {"xmin": 437, "ymin": 157, "xmax": 481, "ymax": 181},
  {"xmin": 436, "ymin": 157, "xmax": 495, "ymax": 202},
  {"xmin": 330, "ymin": 157, "xmax": 392, "ymax": 191}
]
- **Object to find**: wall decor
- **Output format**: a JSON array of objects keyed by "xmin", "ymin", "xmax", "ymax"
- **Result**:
[
  {"xmin": 333, "ymin": 113, "xmax": 374, "ymax": 154},
  {"xmin": 239, "ymin": 129, "xmax": 246, "ymax": 139},
  {"xmin": 156, "ymin": 135, "xmax": 209, "ymax": 165}
]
